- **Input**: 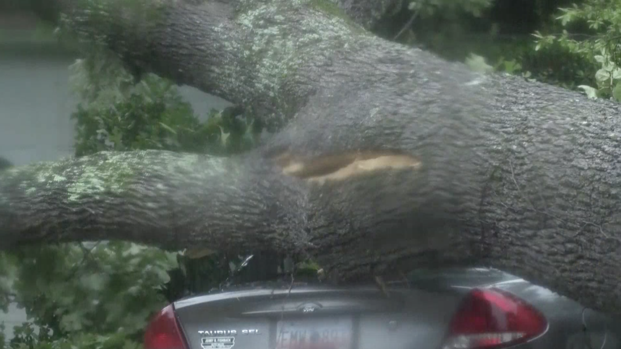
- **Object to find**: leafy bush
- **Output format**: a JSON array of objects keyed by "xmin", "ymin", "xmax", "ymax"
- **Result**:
[
  {"xmin": 384, "ymin": 0, "xmax": 597, "ymax": 90},
  {"xmin": 1, "ymin": 243, "xmax": 176, "ymax": 349},
  {"xmin": 533, "ymin": 0, "xmax": 621, "ymax": 99}
]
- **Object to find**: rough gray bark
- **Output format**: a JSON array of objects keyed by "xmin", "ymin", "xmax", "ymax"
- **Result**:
[{"xmin": 4, "ymin": 0, "xmax": 621, "ymax": 315}]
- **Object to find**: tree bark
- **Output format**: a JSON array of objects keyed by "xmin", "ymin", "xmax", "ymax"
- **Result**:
[
  {"xmin": 4, "ymin": 0, "xmax": 621, "ymax": 315},
  {"xmin": 0, "ymin": 151, "xmax": 309, "ymax": 252}
]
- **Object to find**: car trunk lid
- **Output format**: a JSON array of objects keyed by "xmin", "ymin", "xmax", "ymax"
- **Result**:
[{"xmin": 173, "ymin": 280, "xmax": 469, "ymax": 349}]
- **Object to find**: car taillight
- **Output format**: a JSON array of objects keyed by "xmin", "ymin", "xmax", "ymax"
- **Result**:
[
  {"xmin": 441, "ymin": 288, "xmax": 547, "ymax": 349},
  {"xmin": 144, "ymin": 304, "xmax": 188, "ymax": 349}
]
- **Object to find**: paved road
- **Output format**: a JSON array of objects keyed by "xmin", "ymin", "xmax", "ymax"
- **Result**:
[{"xmin": 0, "ymin": 53, "xmax": 230, "ymax": 341}]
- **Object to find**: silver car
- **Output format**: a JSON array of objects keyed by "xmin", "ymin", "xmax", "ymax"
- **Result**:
[{"xmin": 142, "ymin": 268, "xmax": 621, "ymax": 349}]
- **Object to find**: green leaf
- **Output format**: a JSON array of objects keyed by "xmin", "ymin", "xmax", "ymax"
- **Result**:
[
  {"xmin": 219, "ymin": 126, "xmax": 230, "ymax": 147},
  {"xmin": 79, "ymin": 274, "xmax": 107, "ymax": 292},
  {"xmin": 60, "ymin": 312, "xmax": 84, "ymax": 332},
  {"xmin": 158, "ymin": 122, "xmax": 177, "ymax": 135},
  {"xmin": 578, "ymin": 85, "xmax": 599, "ymax": 99},
  {"xmin": 604, "ymin": 62, "xmax": 616, "ymax": 72},
  {"xmin": 465, "ymin": 53, "xmax": 493, "ymax": 73},
  {"xmin": 595, "ymin": 69, "xmax": 610, "ymax": 82}
]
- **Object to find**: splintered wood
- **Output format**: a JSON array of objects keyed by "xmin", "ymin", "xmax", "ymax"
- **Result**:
[{"xmin": 272, "ymin": 150, "xmax": 421, "ymax": 184}]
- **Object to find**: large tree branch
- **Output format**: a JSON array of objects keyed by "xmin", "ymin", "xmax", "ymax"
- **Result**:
[
  {"xmin": 0, "ymin": 148, "xmax": 480, "ymax": 277},
  {"xmin": 31, "ymin": 0, "xmax": 403, "ymax": 129},
  {"xmin": 7, "ymin": 0, "xmax": 621, "ymax": 316},
  {"xmin": 0, "ymin": 151, "xmax": 309, "ymax": 252}
]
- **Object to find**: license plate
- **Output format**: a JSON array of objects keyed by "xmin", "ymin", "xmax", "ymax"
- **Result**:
[
  {"xmin": 201, "ymin": 336, "xmax": 235, "ymax": 349},
  {"xmin": 276, "ymin": 317, "xmax": 353, "ymax": 349}
]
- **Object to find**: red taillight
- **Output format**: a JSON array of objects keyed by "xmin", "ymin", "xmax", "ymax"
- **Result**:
[
  {"xmin": 441, "ymin": 288, "xmax": 547, "ymax": 349},
  {"xmin": 144, "ymin": 304, "xmax": 188, "ymax": 349}
]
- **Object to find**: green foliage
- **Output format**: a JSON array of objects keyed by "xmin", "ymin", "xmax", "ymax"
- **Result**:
[
  {"xmin": 516, "ymin": 36, "xmax": 594, "ymax": 89},
  {"xmin": 1, "ymin": 243, "xmax": 177, "ymax": 349},
  {"xmin": 6, "ymin": 330, "xmax": 141, "ymax": 349},
  {"xmin": 407, "ymin": 0, "xmax": 493, "ymax": 18},
  {"xmin": 465, "ymin": 53, "xmax": 495, "ymax": 73},
  {"xmin": 533, "ymin": 0, "xmax": 621, "ymax": 100},
  {"xmin": 386, "ymin": 0, "xmax": 599, "ymax": 91},
  {"xmin": 386, "ymin": 0, "xmax": 493, "ymax": 48},
  {"xmin": 68, "ymin": 51, "xmax": 260, "ymax": 157}
]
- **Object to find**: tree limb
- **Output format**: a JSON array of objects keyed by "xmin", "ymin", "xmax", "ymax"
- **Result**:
[
  {"xmin": 0, "ymin": 151, "xmax": 309, "ymax": 253},
  {"xmin": 34, "ymin": 0, "xmax": 394, "ymax": 129}
]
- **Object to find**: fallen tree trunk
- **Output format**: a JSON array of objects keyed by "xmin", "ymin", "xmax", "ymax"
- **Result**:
[{"xmin": 3, "ymin": 0, "xmax": 621, "ymax": 315}]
